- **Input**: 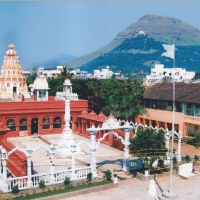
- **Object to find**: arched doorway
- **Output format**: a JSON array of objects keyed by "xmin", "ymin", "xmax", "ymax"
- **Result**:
[{"xmin": 31, "ymin": 118, "xmax": 38, "ymax": 134}]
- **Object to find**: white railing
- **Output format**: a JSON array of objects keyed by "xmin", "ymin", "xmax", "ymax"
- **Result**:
[
  {"xmin": 31, "ymin": 172, "xmax": 51, "ymax": 186},
  {"xmin": 7, "ymin": 176, "xmax": 28, "ymax": 192},
  {"xmin": 0, "ymin": 166, "xmax": 93, "ymax": 193},
  {"xmin": 76, "ymin": 167, "xmax": 91, "ymax": 179},
  {"xmin": 54, "ymin": 170, "xmax": 72, "ymax": 183}
]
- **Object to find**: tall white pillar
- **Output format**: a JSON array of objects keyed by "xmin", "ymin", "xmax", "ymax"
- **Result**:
[
  {"xmin": 88, "ymin": 130, "xmax": 98, "ymax": 178},
  {"xmin": 70, "ymin": 144, "xmax": 77, "ymax": 180},
  {"xmin": 49, "ymin": 144, "xmax": 56, "ymax": 183},
  {"xmin": 26, "ymin": 147, "xmax": 33, "ymax": 188},
  {"xmin": 62, "ymin": 99, "xmax": 74, "ymax": 141},
  {"xmin": 1, "ymin": 149, "xmax": 8, "ymax": 192},
  {"xmin": 122, "ymin": 127, "xmax": 131, "ymax": 172}
]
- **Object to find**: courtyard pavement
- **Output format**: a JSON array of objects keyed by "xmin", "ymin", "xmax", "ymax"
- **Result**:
[
  {"xmin": 7, "ymin": 133, "xmax": 200, "ymax": 200},
  {"xmin": 59, "ymin": 174, "xmax": 200, "ymax": 200}
]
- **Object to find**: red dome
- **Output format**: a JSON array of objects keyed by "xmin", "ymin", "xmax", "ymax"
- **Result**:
[
  {"xmin": 81, "ymin": 110, "xmax": 88, "ymax": 116},
  {"xmin": 88, "ymin": 111, "xmax": 96, "ymax": 116},
  {"xmin": 97, "ymin": 112, "xmax": 106, "ymax": 121}
]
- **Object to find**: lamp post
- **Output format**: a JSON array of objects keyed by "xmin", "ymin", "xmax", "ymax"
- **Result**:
[
  {"xmin": 1, "ymin": 148, "xmax": 8, "ymax": 192},
  {"xmin": 26, "ymin": 147, "xmax": 33, "ymax": 188},
  {"xmin": 49, "ymin": 144, "xmax": 56, "ymax": 183}
]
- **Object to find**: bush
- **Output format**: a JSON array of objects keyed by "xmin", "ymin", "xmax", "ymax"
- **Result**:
[
  {"xmin": 105, "ymin": 170, "xmax": 112, "ymax": 181},
  {"xmin": 39, "ymin": 180, "xmax": 46, "ymax": 191},
  {"xmin": 11, "ymin": 184, "xmax": 20, "ymax": 196},
  {"xmin": 86, "ymin": 172, "xmax": 92, "ymax": 184},
  {"xmin": 64, "ymin": 177, "xmax": 71, "ymax": 188},
  {"xmin": 194, "ymin": 155, "xmax": 199, "ymax": 162},
  {"xmin": 185, "ymin": 155, "xmax": 191, "ymax": 163}
]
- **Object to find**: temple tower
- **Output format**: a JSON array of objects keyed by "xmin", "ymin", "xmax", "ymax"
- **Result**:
[{"xmin": 0, "ymin": 41, "xmax": 30, "ymax": 101}]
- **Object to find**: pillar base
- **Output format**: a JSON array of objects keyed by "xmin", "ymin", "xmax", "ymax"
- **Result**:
[{"xmin": 158, "ymin": 191, "xmax": 178, "ymax": 200}]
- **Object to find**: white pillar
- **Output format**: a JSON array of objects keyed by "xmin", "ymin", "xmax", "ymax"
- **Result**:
[
  {"xmin": 62, "ymin": 99, "xmax": 74, "ymax": 141},
  {"xmin": 122, "ymin": 127, "xmax": 131, "ymax": 172},
  {"xmin": 49, "ymin": 150, "xmax": 55, "ymax": 183},
  {"xmin": 70, "ymin": 145, "xmax": 77, "ymax": 180},
  {"xmin": 88, "ymin": 130, "xmax": 98, "ymax": 177},
  {"xmin": 177, "ymin": 132, "xmax": 182, "ymax": 162},
  {"xmin": 1, "ymin": 149, "xmax": 8, "ymax": 192},
  {"xmin": 26, "ymin": 148, "xmax": 33, "ymax": 188},
  {"xmin": 46, "ymin": 90, "xmax": 48, "ymax": 101},
  {"xmin": 36, "ymin": 90, "xmax": 39, "ymax": 101},
  {"xmin": 0, "ymin": 146, "xmax": 2, "ymax": 175}
]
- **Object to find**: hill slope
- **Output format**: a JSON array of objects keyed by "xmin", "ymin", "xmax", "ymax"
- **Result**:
[{"xmin": 68, "ymin": 14, "xmax": 200, "ymax": 74}]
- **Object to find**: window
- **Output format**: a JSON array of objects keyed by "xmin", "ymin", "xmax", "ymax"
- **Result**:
[
  {"xmin": 7, "ymin": 83, "xmax": 10, "ymax": 87},
  {"xmin": 19, "ymin": 118, "xmax": 28, "ymax": 131},
  {"xmin": 53, "ymin": 117, "xmax": 62, "ymax": 128},
  {"xmin": 6, "ymin": 119, "xmax": 16, "ymax": 131},
  {"xmin": 42, "ymin": 117, "xmax": 50, "ymax": 129}
]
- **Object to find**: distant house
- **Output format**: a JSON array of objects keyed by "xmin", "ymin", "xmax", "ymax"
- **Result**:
[
  {"xmin": 136, "ymin": 82, "xmax": 200, "ymax": 137},
  {"xmin": 88, "ymin": 66, "xmax": 125, "ymax": 80},
  {"xmin": 42, "ymin": 66, "xmax": 63, "ymax": 79},
  {"xmin": 144, "ymin": 64, "xmax": 195, "ymax": 86},
  {"xmin": 70, "ymin": 69, "xmax": 88, "ymax": 79}
]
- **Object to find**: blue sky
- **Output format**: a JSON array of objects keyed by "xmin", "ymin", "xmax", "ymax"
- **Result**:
[{"xmin": 0, "ymin": 1, "xmax": 200, "ymax": 70}]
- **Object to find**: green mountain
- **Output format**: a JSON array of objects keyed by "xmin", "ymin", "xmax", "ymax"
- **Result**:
[{"xmin": 68, "ymin": 14, "xmax": 200, "ymax": 74}]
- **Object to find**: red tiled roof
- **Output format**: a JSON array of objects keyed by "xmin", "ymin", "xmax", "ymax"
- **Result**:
[{"xmin": 143, "ymin": 82, "xmax": 200, "ymax": 104}]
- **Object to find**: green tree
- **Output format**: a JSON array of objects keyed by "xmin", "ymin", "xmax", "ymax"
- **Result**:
[
  {"xmin": 129, "ymin": 128, "xmax": 167, "ymax": 169},
  {"xmin": 58, "ymin": 65, "xmax": 75, "ymax": 81}
]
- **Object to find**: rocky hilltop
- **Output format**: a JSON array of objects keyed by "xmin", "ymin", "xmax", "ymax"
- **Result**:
[
  {"xmin": 115, "ymin": 14, "xmax": 200, "ymax": 46},
  {"xmin": 68, "ymin": 14, "xmax": 200, "ymax": 74}
]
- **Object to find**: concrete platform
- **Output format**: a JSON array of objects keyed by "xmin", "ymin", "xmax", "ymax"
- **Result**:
[{"xmin": 8, "ymin": 133, "xmax": 124, "ymax": 174}]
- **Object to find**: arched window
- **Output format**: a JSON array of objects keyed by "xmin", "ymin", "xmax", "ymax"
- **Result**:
[
  {"xmin": 6, "ymin": 119, "xmax": 16, "ymax": 131},
  {"xmin": 42, "ymin": 117, "xmax": 50, "ymax": 129},
  {"xmin": 19, "ymin": 118, "xmax": 27, "ymax": 131},
  {"xmin": 53, "ymin": 117, "xmax": 62, "ymax": 129}
]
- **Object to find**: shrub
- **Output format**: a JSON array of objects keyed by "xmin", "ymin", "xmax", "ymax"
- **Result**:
[
  {"xmin": 11, "ymin": 184, "xmax": 20, "ymax": 196},
  {"xmin": 64, "ymin": 177, "xmax": 71, "ymax": 188},
  {"xmin": 86, "ymin": 172, "xmax": 92, "ymax": 184},
  {"xmin": 173, "ymin": 157, "xmax": 177, "ymax": 166},
  {"xmin": 185, "ymin": 155, "xmax": 191, "ymax": 163},
  {"xmin": 39, "ymin": 180, "xmax": 46, "ymax": 191},
  {"xmin": 194, "ymin": 155, "xmax": 199, "ymax": 162},
  {"xmin": 105, "ymin": 170, "xmax": 112, "ymax": 181}
]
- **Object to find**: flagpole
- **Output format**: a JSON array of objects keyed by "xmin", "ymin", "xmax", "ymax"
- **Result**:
[
  {"xmin": 169, "ymin": 43, "xmax": 176, "ymax": 194},
  {"xmin": 159, "ymin": 44, "xmax": 178, "ymax": 199}
]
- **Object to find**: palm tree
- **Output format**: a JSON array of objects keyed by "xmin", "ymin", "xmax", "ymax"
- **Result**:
[
  {"xmin": 107, "ymin": 94, "xmax": 147, "ymax": 121},
  {"xmin": 59, "ymin": 65, "xmax": 75, "ymax": 80}
]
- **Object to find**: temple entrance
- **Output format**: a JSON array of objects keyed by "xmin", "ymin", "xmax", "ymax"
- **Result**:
[
  {"xmin": 13, "ymin": 86, "xmax": 17, "ymax": 93},
  {"xmin": 31, "ymin": 118, "xmax": 38, "ymax": 134}
]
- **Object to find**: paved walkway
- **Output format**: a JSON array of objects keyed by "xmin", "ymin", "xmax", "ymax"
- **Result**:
[{"xmin": 60, "ymin": 174, "xmax": 200, "ymax": 200}]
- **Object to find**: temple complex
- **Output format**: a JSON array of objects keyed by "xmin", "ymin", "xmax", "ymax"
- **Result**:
[{"xmin": 0, "ymin": 41, "xmax": 30, "ymax": 101}]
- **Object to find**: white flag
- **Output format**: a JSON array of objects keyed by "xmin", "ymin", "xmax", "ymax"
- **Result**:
[{"xmin": 161, "ymin": 44, "xmax": 175, "ymax": 59}]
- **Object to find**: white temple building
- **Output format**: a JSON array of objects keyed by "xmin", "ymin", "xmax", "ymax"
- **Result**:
[
  {"xmin": 0, "ymin": 42, "xmax": 30, "ymax": 101},
  {"xmin": 145, "ymin": 64, "xmax": 195, "ymax": 86},
  {"xmin": 29, "ymin": 68, "xmax": 50, "ymax": 101}
]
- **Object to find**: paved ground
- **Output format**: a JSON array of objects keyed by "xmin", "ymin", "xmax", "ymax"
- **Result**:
[
  {"xmin": 59, "ymin": 174, "xmax": 200, "ymax": 200},
  {"xmin": 7, "ymin": 133, "xmax": 200, "ymax": 200},
  {"xmin": 8, "ymin": 133, "xmax": 124, "ymax": 174}
]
